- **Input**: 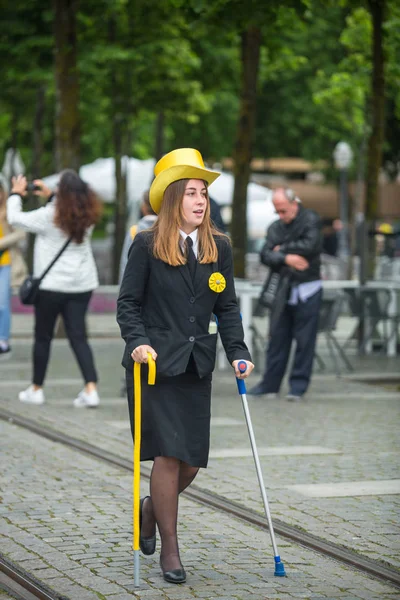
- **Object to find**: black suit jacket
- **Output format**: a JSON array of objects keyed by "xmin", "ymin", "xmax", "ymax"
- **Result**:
[{"xmin": 117, "ymin": 231, "xmax": 251, "ymax": 377}]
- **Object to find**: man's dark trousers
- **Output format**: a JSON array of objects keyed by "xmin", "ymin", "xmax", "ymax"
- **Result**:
[{"xmin": 261, "ymin": 289, "xmax": 322, "ymax": 396}]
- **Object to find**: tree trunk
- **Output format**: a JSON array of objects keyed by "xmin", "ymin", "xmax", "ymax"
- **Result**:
[
  {"xmin": 53, "ymin": 0, "xmax": 81, "ymax": 171},
  {"xmin": 31, "ymin": 86, "xmax": 46, "ymax": 179},
  {"xmin": 112, "ymin": 119, "xmax": 128, "ymax": 284},
  {"xmin": 231, "ymin": 26, "xmax": 261, "ymax": 278},
  {"xmin": 7, "ymin": 111, "xmax": 19, "ymax": 190},
  {"xmin": 365, "ymin": 0, "xmax": 386, "ymax": 278},
  {"xmin": 26, "ymin": 86, "xmax": 46, "ymax": 271},
  {"xmin": 154, "ymin": 111, "xmax": 165, "ymax": 162},
  {"xmin": 108, "ymin": 16, "xmax": 129, "ymax": 284}
]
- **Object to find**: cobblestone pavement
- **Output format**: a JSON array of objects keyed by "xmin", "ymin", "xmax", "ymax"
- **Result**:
[
  {"xmin": 1, "ymin": 333, "xmax": 400, "ymax": 599},
  {"xmin": 1, "ymin": 418, "xmax": 398, "ymax": 600}
]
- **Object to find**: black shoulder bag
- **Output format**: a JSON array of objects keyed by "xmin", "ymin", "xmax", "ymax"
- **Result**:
[
  {"xmin": 256, "ymin": 266, "xmax": 293, "ymax": 313},
  {"xmin": 19, "ymin": 238, "xmax": 72, "ymax": 305},
  {"xmin": 256, "ymin": 211, "xmax": 310, "ymax": 315}
]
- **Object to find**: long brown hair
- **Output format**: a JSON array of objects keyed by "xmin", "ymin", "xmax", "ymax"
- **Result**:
[
  {"xmin": 152, "ymin": 179, "xmax": 227, "ymax": 265},
  {"xmin": 54, "ymin": 170, "xmax": 102, "ymax": 243}
]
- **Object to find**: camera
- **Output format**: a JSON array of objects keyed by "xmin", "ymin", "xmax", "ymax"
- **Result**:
[{"xmin": 26, "ymin": 182, "xmax": 40, "ymax": 192}]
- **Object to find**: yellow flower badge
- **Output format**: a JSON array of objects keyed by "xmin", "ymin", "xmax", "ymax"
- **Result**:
[{"xmin": 209, "ymin": 272, "xmax": 226, "ymax": 293}]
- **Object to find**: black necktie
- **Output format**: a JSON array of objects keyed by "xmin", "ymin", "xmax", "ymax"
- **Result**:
[{"xmin": 185, "ymin": 236, "xmax": 197, "ymax": 280}]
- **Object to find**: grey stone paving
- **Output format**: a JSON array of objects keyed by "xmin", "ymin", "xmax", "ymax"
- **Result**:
[
  {"xmin": 1, "ymin": 419, "xmax": 399, "ymax": 600},
  {"xmin": 1, "ymin": 337, "xmax": 399, "ymax": 573},
  {"xmin": 1, "ymin": 319, "xmax": 400, "ymax": 596}
]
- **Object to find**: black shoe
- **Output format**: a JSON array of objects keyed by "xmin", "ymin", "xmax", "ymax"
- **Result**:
[
  {"xmin": 247, "ymin": 382, "xmax": 272, "ymax": 396},
  {"xmin": 160, "ymin": 559, "xmax": 186, "ymax": 584},
  {"xmin": 139, "ymin": 496, "xmax": 156, "ymax": 555}
]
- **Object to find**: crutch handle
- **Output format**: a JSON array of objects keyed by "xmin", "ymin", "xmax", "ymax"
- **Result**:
[
  {"xmin": 238, "ymin": 360, "xmax": 247, "ymax": 372},
  {"xmin": 236, "ymin": 360, "xmax": 248, "ymax": 395}
]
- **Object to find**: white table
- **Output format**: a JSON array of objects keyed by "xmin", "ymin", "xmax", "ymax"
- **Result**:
[{"xmin": 233, "ymin": 278, "xmax": 400, "ymax": 358}]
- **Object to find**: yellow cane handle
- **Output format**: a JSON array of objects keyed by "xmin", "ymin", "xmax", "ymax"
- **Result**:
[{"xmin": 147, "ymin": 352, "xmax": 156, "ymax": 385}]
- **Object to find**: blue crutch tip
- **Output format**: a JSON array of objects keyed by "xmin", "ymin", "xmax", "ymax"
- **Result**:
[{"xmin": 274, "ymin": 556, "xmax": 286, "ymax": 577}]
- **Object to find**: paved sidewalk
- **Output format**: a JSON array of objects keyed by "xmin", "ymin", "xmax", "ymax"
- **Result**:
[
  {"xmin": 1, "ymin": 418, "xmax": 398, "ymax": 600},
  {"xmin": 9, "ymin": 312, "xmax": 373, "ymax": 346},
  {"xmin": 1, "ymin": 335, "xmax": 400, "ymax": 598}
]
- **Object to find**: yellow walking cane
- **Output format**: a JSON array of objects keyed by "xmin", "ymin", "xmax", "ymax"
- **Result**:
[{"xmin": 133, "ymin": 353, "xmax": 156, "ymax": 588}]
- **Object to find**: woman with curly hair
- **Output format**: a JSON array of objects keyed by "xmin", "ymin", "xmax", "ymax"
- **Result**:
[{"xmin": 8, "ymin": 170, "xmax": 102, "ymax": 407}]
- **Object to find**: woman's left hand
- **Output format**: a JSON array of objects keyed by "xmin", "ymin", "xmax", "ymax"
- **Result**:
[
  {"xmin": 33, "ymin": 179, "xmax": 53, "ymax": 199},
  {"xmin": 232, "ymin": 360, "xmax": 254, "ymax": 379},
  {"xmin": 11, "ymin": 175, "xmax": 27, "ymax": 196}
]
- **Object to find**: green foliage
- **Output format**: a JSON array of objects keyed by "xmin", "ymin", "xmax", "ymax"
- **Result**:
[
  {"xmin": 0, "ymin": 0, "xmax": 398, "ymax": 178},
  {"xmin": 0, "ymin": 1, "xmax": 54, "ymax": 173},
  {"xmin": 385, "ymin": 0, "xmax": 400, "ymax": 119},
  {"xmin": 312, "ymin": 7, "xmax": 371, "ymax": 150}
]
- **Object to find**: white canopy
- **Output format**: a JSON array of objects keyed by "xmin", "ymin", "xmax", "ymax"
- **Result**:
[
  {"xmin": 43, "ymin": 157, "xmax": 277, "ymax": 238},
  {"xmin": 43, "ymin": 157, "xmax": 155, "ymax": 205}
]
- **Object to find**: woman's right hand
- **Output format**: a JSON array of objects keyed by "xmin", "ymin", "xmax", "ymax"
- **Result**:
[
  {"xmin": 131, "ymin": 345, "xmax": 157, "ymax": 363},
  {"xmin": 11, "ymin": 175, "xmax": 27, "ymax": 196}
]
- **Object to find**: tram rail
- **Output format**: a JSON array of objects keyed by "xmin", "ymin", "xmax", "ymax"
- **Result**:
[
  {"xmin": 1, "ymin": 407, "xmax": 399, "ymax": 591},
  {"xmin": 0, "ymin": 554, "xmax": 69, "ymax": 600}
]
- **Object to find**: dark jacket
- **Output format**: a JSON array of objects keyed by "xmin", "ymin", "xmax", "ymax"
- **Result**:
[
  {"xmin": 209, "ymin": 197, "xmax": 226, "ymax": 233},
  {"xmin": 260, "ymin": 205, "xmax": 322, "ymax": 283},
  {"xmin": 117, "ymin": 230, "xmax": 251, "ymax": 377}
]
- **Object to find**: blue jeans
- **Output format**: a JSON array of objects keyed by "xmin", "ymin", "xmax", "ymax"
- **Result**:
[{"xmin": 0, "ymin": 265, "xmax": 11, "ymax": 341}]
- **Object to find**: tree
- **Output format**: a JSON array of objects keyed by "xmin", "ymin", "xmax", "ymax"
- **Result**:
[
  {"xmin": 77, "ymin": 0, "xmax": 213, "ymax": 281},
  {"xmin": 363, "ymin": 0, "xmax": 386, "ymax": 279},
  {"xmin": 231, "ymin": 25, "xmax": 261, "ymax": 277},
  {"xmin": 0, "ymin": 2, "xmax": 54, "ymax": 175},
  {"xmin": 53, "ymin": 0, "xmax": 81, "ymax": 171}
]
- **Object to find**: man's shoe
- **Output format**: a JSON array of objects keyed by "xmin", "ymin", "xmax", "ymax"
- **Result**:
[
  {"xmin": 73, "ymin": 389, "xmax": 100, "ymax": 408},
  {"xmin": 19, "ymin": 386, "xmax": 45, "ymax": 405},
  {"xmin": 247, "ymin": 382, "xmax": 277, "ymax": 397},
  {"xmin": 286, "ymin": 394, "xmax": 303, "ymax": 402},
  {"xmin": 139, "ymin": 496, "xmax": 156, "ymax": 555}
]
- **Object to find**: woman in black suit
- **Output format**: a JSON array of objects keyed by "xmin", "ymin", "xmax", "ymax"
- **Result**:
[{"xmin": 117, "ymin": 148, "xmax": 253, "ymax": 584}]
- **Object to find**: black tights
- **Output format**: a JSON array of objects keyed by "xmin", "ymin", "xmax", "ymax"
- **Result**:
[{"xmin": 141, "ymin": 457, "xmax": 199, "ymax": 571}]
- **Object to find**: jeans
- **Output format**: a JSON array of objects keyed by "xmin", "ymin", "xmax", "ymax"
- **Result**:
[
  {"xmin": 33, "ymin": 289, "xmax": 98, "ymax": 386},
  {"xmin": 0, "ymin": 265, "xmax": 11, "ymax": 341}
]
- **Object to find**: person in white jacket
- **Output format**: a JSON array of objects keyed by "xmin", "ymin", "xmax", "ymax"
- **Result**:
[
  {"xmin": 0, "ymin": 174, "xmax": 27, "ymax": 359},
  {"xmin": 8, "ymin": 170, "xmax": 102, "ymax": 407}
]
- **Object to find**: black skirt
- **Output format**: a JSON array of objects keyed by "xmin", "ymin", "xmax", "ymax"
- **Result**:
[{"xmin": 125, "ymin": 356, "xmax": 212, "ymax": 468}]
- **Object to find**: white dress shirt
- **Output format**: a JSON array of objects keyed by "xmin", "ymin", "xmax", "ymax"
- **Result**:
[
  {"xmin": 179, "ymin": 228, "xmax": 199, "ymax": 259},
  {"xmin": 288, "ymin": 280, "xmax": 322, "ymax": 305}
]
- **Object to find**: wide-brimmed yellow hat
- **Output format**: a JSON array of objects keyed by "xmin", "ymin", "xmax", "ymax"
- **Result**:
[{"xmin": 149, "ymin": 148, "xmax": 220, "ymax": 214}]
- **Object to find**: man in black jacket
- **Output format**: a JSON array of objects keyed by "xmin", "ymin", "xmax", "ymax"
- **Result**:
[
  {"xmin": 209, "ymin": 196, "xmax": 226, "ymax": 233},
  {"xmin": 248, "ymin": 188, "xmax": 322, "ymax": 401}
]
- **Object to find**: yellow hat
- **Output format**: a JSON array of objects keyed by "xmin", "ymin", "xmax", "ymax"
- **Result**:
[{"xmin": 149, "ymin": 148, "xmax": 220, "ymax": 214}]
